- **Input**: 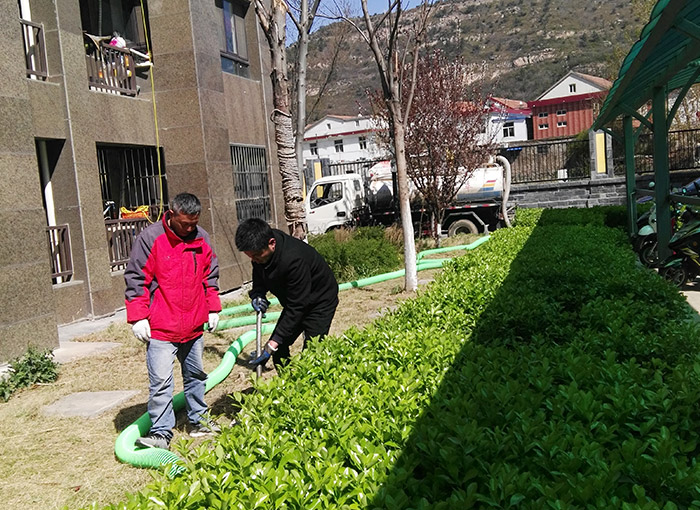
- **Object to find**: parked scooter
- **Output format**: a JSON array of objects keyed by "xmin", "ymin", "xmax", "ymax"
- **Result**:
[
  {"xmin": 633, "ymin": 177, "xmax": 700, "ymax": 267},
  {"xmin": 660, "ymin": 208, "xmax": 700, "ymax": 287}
]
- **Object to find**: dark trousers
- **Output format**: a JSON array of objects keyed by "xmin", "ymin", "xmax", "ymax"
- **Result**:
[{"xmin": 272, "ymin": 300, "xmax": 338, "ymax": 367}]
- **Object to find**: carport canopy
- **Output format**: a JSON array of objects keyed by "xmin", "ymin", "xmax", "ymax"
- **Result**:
[{"xmin": 592, "ymin": 0, "xmax": 700, "ymax": 261}]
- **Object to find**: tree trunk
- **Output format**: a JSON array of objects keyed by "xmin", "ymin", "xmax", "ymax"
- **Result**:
[
  {"xmin": 257, "ymin": 0, "xmax": 306, "ymax": 239},
  {"xmin": 294, "ymin": 6, "xmax": 309, "ymax": 190},
  {"xmin": 392, "ymin": 118, "xmax": 418, "ymax": 291}
]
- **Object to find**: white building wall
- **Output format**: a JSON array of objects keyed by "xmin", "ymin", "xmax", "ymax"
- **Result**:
[
  {"xmin": 303, "ymin": 116, "xmax": 387, "ymax": 164},
  {"xmin": 480, "ymin": 113, "xmax": 529, "ymax": 145},
  {"xmin": 540, "ymin": 76, "xmax": 603, "ymax": 101}
]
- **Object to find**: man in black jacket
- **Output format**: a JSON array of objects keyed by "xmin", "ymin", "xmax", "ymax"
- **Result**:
[{"xmin": 235, "ymin": 218, "xmax": 339, "ymax": 368}]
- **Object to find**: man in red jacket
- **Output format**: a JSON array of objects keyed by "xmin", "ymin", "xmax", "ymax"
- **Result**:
[{"xmin": 124, "ymin": 193, "xmax": 222, "ymax": 449}]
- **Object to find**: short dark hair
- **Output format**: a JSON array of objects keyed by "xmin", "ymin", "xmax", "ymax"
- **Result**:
[
  {"xmin": 170, "ymin": 193, "xmax": 201, "ymax": 216},
  {"xmin": 235, "ymin": 218, "xmax": 274, "ymax": 251}
]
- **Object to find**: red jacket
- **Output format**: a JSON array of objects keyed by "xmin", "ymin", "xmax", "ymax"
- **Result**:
[{"xmin": 124, "ymin": 213, "xmax": 221, "ymax": 342}]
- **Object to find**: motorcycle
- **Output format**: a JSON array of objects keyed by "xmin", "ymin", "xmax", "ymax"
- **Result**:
[
  {"xmin": 633, "ymin": 176, "xmax": 700, "ymax": 267},
  {"xmin": 660, "ymin": 208, "xmax": 700, "ymax": 287}
]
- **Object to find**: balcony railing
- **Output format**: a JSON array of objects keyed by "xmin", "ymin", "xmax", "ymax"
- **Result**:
[
  {"xmin": 105, "ymin": 218, "xmax": 149, "ymax": 271},
  {"xmin": 46, "ymin": 224, "xmax": 73, "ymax": 284},
  {"xmin": 85, "ymin": 35, "xmax": 137, "ymax": 96},
  {"xmin": 20, "ymin": 19, "xmax": 48, "ymax": 79}
]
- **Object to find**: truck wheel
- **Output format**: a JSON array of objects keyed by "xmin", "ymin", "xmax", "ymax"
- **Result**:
[{"xmin": 448, "ymin": 219, "xmax": 478, "ymax": 236}]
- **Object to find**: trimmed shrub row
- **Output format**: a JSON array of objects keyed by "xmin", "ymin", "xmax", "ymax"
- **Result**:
[{"xmin": 98, "ymin": 208, "xmax": 700, "ymax": 510}]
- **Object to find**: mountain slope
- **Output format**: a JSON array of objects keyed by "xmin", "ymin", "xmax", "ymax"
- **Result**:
[{"xmin": 302, "ymin": 0, "xmax": 646, "ymax": 121}]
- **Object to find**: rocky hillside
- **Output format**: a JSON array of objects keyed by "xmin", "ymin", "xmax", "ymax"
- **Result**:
[{"xmin": 302, "ymin": 0, "xmax": 647, "ymax": 121}]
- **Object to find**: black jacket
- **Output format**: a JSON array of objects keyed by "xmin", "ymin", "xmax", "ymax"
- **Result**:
[{"xmin": 250, "ymin": 229, "xmax": 338, "ymax": 346}]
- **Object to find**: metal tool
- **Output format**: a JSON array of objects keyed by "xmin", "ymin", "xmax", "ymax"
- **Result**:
[{"xmin": 255, "ymin": 310, "xmax": 263, "ymax": 377}]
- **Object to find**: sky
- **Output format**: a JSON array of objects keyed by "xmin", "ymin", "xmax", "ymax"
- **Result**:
[{"xmin": 287, "ymin": 0, "xmax": 419, "ymax": 43}]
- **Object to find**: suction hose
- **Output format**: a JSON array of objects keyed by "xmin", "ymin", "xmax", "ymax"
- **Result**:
[
  {"xmin": 116, "ymin": 238, "xmax": 490, "ymax": 473},
  {"xmin": 495, "ymin": 155, "xmax": 513, "ymax": 228},
  {"xmin": 114, "ymin": 324, "xmax": 277, "ymax": 475}
]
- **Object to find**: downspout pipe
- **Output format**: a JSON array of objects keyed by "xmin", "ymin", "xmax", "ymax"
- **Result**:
[{"xmin": 116, "ymin": 238, "xmax": 490, "ymax": 472}]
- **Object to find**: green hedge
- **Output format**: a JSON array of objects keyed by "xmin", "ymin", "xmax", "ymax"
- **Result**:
[
  {"xmin": 99, "ymin": 209, "xmax": 700, "ymax": 510},
  {"xmin": 309, "ymin": 227, "xmax": 402, "ymax": 282}
]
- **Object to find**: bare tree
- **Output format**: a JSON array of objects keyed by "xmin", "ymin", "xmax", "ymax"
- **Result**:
[
  {"xmin": 286, "ymin": 0, "xmax": 322, "ymax": 186},
  {"xmin": 401, "ymin": 51, "xmax": 497, "ymax": 244},
  {"xmin": 342, "ymin": 0, "xmax": 432, "ymax": 292},
  {"xmin": 254, "ymin": 0, "xmax": 306, "ymax": 239}
]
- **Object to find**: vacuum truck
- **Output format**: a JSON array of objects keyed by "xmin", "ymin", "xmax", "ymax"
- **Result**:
[{"xmin": 305, "ymin": 158, "xmax": 513, "ymax": 236}]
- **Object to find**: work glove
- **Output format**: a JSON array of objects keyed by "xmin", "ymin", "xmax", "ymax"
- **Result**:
[
  {"xmin": 251, "ymin": 296, "xmax": 270, "ymax": 314},
  {"xmin": 132, "ymin": 319, "xmax": 151, "ymax": 344},
  {"xmin": 208, "ymin": 312, "xmax": 220, "ymax": 332},
  {"xmin": 249, "ymin": 341, "xmax": 277, "ymax": 369}
]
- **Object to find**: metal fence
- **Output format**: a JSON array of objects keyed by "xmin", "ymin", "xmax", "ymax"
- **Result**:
[
  {"xmin": 499, "ymin": 138, "xmax": 591, "ymax": 184},
  {"xmin": 312, "ymin": 128, "xmax": 700, "ymax": 188},
  {"xmin": 105, "ymin": 218, "xmax": 149, "ymax": 271},
  {"xmin": 612, "ymin": 127, "xmax": 700, "ymax": 176},
  {"xmin": 231, "ymin": 145, "xmax": 271, "ymax": 221},
  {"xmin": 84, "ymin": 35, "xmax": 137, "ymax": 96},
  {"xmin": 305, "ymin": 159, "xmax": 388, "ymax": 192},
  {"xmin": 46, "ymin": 224, "xmax": 72, "ymax": 284}
]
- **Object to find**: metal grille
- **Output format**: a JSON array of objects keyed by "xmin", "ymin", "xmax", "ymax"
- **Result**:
[
  {"xmin": 20, "ymin": 19, "xmax": 47, "ymax": 79},
  {"xmin": 97, "ymin": 144, "xmax": 167, "ymax": 220},
  {"xmin": 231, "ymin": 145, "xmax": 270, "ymax": 221},
  {"xmin": 499, "ymin": 138, "xmax": 590, "ymax": 184},
  {"xmin": 612, "ymin": 127, "xmax": 700, "ymax": 176},
  {"xmin": 46, "ymin": 224, "xmax": 72, "ymax": 284}
]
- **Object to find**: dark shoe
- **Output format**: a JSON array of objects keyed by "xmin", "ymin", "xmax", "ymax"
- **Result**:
[
  {"xmin": 135, "ymin": 433, "xmax": 170, "ymax": 449},
  {"xmin": 190, "ymin": 419, "xmax": 221, "ymax": 437}
]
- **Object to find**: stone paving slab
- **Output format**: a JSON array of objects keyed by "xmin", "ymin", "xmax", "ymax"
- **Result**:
[
  {"xmin": 43, "ymin": 390, "xmax": 140, "ymax": 418},
  {"xmin": 52, "ymin": 340, "xmax": 121, "ymax": 364}
]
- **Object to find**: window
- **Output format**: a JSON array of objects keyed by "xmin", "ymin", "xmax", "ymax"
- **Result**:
[
  {"xmin": 538, "ymin": 112, "xmax": 548, "ymax": 118},
  {"xmin": 310, "ymin": 142, "xmax": 318, "ymax": 156},
  {"xmin": 502, "ymin": 121, "xmax": 515, "ymax": 138},
  {"xmin": 359, "ymin": 136, "xmax": 367, "ymax": 150},
  {"xmin": 221, "ymin": 0, "xmax": 249, "ymax": 78},
  {"xmin": 569, "ymin": 83, "xmax": 576, "ymax": 93},
  {"xmin": 556, "ymin": 109, "xmax": 567, "ymax": 116},
  {"xmin": 231, "ymin": 145, "xmax": 270, "ymax": 221},
  {"xmin": 327, "ymin": 123, "xmax": 331, "ymax": 130},
  {"xmin": 537, "ymin": 145, "xmax": 549, "ymax": 155},
  {"xmin": 557, "ymin": 120, "xmax": 567, "ymax": 128},
  {"xmin": 97, "ymin": 144, "xmax": 167, "ymax": 220},
  {"xmin": 355, "ymin": 120, "xmax": 360, "ymax": 127},
  {"xmin": 334, "ymin": 139, "xmax": 344, "ymax": 153},
  {"xmin": 538, "ymin": 123, "xmax": 549, "ymax": 130},
  {"xmin": 310, "ymin": 182, "xmax": 343, "ymax": 209}
]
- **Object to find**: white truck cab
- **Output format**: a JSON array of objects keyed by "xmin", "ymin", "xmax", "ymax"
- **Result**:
[{"xmin": 305, "ymin": 173, "xmax": 366, "ymax": 234}]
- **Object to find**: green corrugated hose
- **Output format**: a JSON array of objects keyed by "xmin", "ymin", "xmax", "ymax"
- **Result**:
[{"xmin": 115, "ymin": 237, "xmax": 490, "ymax": 474}]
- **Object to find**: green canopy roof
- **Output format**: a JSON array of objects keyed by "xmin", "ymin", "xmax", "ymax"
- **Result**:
[{"xmin": 593, "ymin": 0, "xmax": 700, "ymax": 130}]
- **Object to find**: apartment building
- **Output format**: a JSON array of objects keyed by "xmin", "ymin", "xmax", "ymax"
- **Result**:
[
  {"xmin": 2, "ymin": 0, "xmax": 285, "ymax": 362},
  {"xmin": 302, "ymin": 115, "xmax": 384, "ymax": 164},
  {"xmin": 529, "ymin": 71, "xmax": 612, "ymax": 140}
]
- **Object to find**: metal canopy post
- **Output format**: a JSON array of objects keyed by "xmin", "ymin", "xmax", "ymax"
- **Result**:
[
  {"xmin": 623, "ymin": 115, "xmax": 638, "ymax": 235},
  {"xmin": 652, "ymin": 86, "xmax": 672, "ymax": 262}
]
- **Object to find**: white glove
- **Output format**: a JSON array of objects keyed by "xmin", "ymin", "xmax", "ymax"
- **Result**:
[
  {"xmin": 132, "ymin": 319, "xmax": 151, "ymax": 344},
  {"xmin": 208, "ymin": 312, "xmax": 220, "ymax": 332}
]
